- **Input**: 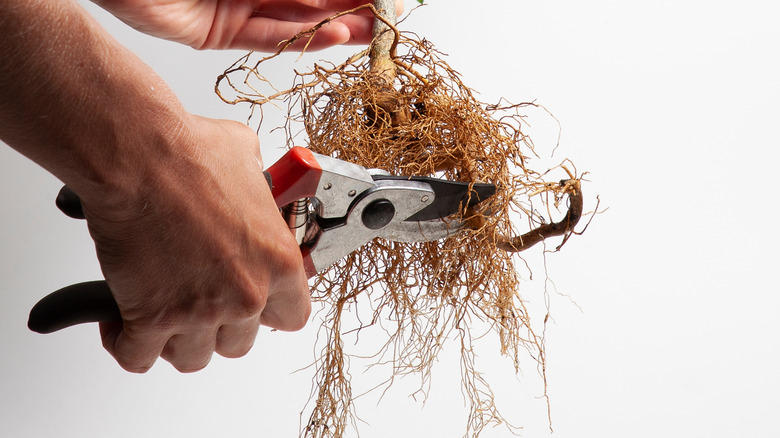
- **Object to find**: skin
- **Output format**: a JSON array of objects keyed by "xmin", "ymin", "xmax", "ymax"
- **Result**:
[{"xmin": 0, "ymin": 0, "xmax": 402, "ymax": 373}]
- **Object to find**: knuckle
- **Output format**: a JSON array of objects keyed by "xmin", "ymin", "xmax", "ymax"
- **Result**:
[
  {"xmin": 239, "ymin": 289, "xmax": 267, "ymax": 316},
  {"xmin": 234, "ymin": 271, "xmax": 267, "ymax": 316},
  {"xmin": 220, "ymin": 258, "xmax": 268, "ymax": 317}
]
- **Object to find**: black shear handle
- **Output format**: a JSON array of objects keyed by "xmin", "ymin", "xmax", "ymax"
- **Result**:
[
  {"xmin": 29, "ymin": 185, "xmax": 120, "ymax": 333},
  {"xmin": 28, "ymin": 281, "xmax": 119, "ymax": 334}
]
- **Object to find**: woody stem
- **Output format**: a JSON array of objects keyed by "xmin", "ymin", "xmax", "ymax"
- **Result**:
[{"xmin": 369, "ymin": 0, "xmax": 397, "ymax": 81}]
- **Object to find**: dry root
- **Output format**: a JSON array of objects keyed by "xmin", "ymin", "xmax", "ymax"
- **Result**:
[
  {"xmin": 497, "ymin": 178, "xmax": 583, "ymax": 252},
  {"xmin": 217, "ymin": 12, "xmax": 586, "ymax": 437}
]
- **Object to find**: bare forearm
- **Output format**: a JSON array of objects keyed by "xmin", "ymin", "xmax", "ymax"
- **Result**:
[{"xmin": 0, "ymin": 0, "xmax": 188, "ymax": 205}]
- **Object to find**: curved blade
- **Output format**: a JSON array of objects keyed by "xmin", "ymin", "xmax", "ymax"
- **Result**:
[{"xmin": 372, "ymin": 175, "xmax": 496, "ymax": 222}]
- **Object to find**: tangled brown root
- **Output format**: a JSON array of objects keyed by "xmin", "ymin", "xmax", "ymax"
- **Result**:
[{"xmin": 217, "ymin": 9, "xmax": 586, "ymax": 437}]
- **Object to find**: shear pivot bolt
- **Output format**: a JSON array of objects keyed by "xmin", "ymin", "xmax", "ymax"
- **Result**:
[{"xmin": 362, "ymin": 199, "xmax": 395, "ymax": 230}]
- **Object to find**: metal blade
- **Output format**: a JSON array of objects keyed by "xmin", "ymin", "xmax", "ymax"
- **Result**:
[{"xmin": 372, "ymin": 175, "xmax": 496, "ymax": 222}]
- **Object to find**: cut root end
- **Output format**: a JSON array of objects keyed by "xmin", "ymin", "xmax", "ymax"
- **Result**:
[{"xmin": 496, "ymin": 178, "xmax": 583, "ymax": 252}]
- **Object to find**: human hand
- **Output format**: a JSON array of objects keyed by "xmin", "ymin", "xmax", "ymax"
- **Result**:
[
  {"xmin": 80, "ymin": 115, "xmax": 311, "ymax": 373},
  {"xmin": 91, "ymin": 0, "xmax": 405, "ymax": 51}
]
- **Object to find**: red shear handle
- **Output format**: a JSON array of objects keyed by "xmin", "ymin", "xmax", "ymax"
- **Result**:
[
  {"xmin": 265, "ymin": 146, "xmax": 323, "ymax": 208},
  {"xmin": 264, "ymin": 146, "xmax": 321, "ymax": 279}
]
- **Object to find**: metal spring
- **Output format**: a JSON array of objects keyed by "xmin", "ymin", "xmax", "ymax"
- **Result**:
[{"xmin": 282, "ymin": 198, "xmax": 310, "ymax": 245}]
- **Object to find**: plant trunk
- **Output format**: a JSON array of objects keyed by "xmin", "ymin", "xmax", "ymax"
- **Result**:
[{"xmin": 369, "ymin": 0, "xmax": 397, "ymax": 82}]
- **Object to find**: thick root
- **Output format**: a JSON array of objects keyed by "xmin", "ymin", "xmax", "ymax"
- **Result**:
[{"xmin": 497, "ymin": 178, "xmax": 583, "ymax": 252}]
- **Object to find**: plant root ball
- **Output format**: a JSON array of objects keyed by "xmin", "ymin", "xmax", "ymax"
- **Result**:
[{"xmin": 217, "ymin": 30, "xmax": 584, "ymax": 437}]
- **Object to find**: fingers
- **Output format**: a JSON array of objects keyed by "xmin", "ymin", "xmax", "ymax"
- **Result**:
[
  {"xmin": 235, "ymin": 15, "xmax": 373, "ymax": 51},
  {"xmin": 232, "ymin": 0, "xmax": 404, "ymax": 51},
  {"xmin": 234, "ymin": 17, "xmax": 351, "ymax": 51},
  {"xmin": 98, "ymin": 266, "xmax": 309, "ymax": 373},
  {"xmin": 100, "ymin": 319, "xmax": 263, "ymax": 373},
  {"xmin": 98, "ymin": 287, "xmax": 309, "ymax": 372}
]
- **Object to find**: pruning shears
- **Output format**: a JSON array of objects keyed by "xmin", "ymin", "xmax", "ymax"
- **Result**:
[{"xmin": 28, "ymin": 147, "xmax": 495, "ymax": 334}]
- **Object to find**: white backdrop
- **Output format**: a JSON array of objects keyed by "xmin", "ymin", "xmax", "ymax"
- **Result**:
[{"xmin": 2, "ymin": 1, "xmax": 779, "ymax": 437}]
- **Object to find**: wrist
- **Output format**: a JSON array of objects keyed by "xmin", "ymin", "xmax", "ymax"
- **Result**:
[{"xmin": 69, "ymin": 89, "xmax": 193, "ymax": 218}]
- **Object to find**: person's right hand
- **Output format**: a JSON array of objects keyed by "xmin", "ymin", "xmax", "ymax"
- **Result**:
[
  {"xmin": 91, "ymin": 0, "xmax": 405, "ymax": 51},
  {"xmin": 80, "ymin": 115, "xmax": 311, "ymax": 373}
]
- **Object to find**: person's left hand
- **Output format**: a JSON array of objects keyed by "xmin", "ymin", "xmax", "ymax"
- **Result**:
[{"xmin": 91, "ymin": 0, "xmax": 404, "ymax": 51}]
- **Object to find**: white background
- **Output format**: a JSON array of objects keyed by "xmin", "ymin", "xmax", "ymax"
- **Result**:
[{"xmin": 2, "ymin": 0, "xmax": 779, "ymax": 437}]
